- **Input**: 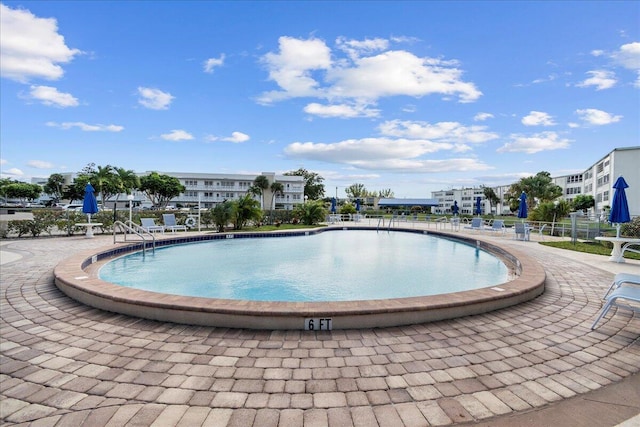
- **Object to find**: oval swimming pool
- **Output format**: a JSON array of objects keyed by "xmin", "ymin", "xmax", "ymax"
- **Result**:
[{"xmin": 99, "ymin": 229, "xmax": 509, "ymax": 302}]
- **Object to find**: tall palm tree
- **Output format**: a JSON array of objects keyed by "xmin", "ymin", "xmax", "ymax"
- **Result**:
[
  {"xmin": 90, "ymin": 165, "xmax": 118, "ymax": 209},
  {"xmin": 270, "ymin": 182, "xmax": 284, "ymax": 209},
  {"xmin": 112, "ymin": 167, "xmax": 140, "ymax": 208},
  {"xmin": 252, "ymin": 175, "xmax": 269, "ymax": 209},
  {"xmin": 269, "ymin": 181, "xmax": 284, "ymax": 224}
]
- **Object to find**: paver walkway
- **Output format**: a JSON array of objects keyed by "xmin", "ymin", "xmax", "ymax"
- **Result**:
[{"xmin": 1, "ymin": 229, "xmax": 639, "ymax": 426}]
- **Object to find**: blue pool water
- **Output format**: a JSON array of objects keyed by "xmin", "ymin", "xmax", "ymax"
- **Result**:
[{"xmin": 99, "ymin": 230, "xmax": 509, "ymax": 302}]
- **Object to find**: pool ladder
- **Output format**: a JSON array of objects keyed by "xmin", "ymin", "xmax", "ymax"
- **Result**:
[
  {"xmin": 113, "ymin": 220, "xmax": 156, "ymax": 256},
  {"xmin": 377, "ymin": 216, "xmax": 398, "ymax": 232}
]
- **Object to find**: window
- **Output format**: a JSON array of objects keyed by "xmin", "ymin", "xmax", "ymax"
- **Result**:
[
  {"xmin": 597, "ymin": 162, "xmax": 604, "ymax": 173},
  {"xmin": 204, "ymin": 180, "xmax": 213, "ymax": 187},
  {"xmin": 184, "ymin": 180, "xmax": 198, "ymax": 186}
]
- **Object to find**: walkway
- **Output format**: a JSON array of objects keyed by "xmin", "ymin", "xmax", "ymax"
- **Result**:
[{"xmin": 0, "ymin": 226, "xmax": 639, "ymax": 426}]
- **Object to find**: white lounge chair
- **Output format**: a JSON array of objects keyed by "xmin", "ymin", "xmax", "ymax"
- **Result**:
[
  {"xmin": 464, "ymin": 218, "xmax": 483, "ymax": 232},
  {"xmin": 602, "ymin": 273, "xmax": 640, "ymax": 298},
  {"xmin": 141, "ymin": 218, "xmax": 164, "ymax": 233},
  {"xmin": 163, "ymin": 214, "xmax": 187, "ymax": 232},
  {"xmin": 591, "ymin": 285, "xmax": 640, "ymax": 330},
  {"xmin": 514, "ymin": 222, "xmax": 530, "ymax": 241}
]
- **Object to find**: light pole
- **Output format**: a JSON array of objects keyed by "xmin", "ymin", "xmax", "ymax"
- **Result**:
[
  {"xmin": 551, "ymin": 199, "xmax": 559, "ymax": 237},
  {"xmin": 127, "ymin": 194, "xmax": 134, "ymax": 225}
]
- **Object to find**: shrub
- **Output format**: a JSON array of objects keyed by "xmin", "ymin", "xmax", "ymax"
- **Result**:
[
  {"xmin": 621, "ymin": 216, "xmax": 640, "ymax": 238},
  {"xmin": 7, "ymin": 219, "xmax": 49, "ymax": 237}
]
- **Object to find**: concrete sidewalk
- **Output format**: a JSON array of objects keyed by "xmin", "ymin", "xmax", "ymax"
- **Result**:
[{"xmin": 0, "ymin": 229, "xmax": 638, "ymax": 426}]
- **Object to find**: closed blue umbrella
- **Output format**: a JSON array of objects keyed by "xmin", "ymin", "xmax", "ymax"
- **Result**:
[
  {"xmin": 609, "ymin": 176, "xmax": 630, "ymax": 238},
  {"xmin": 82, "ymin": 183, "xmax": 99, "ymax": 223},
  {"xmin": 356, "ymin": 198, "xmax": 360, "ymax": 212},
  {"xmin": 517, "ymin": 192, "xmax": 528, "ymax": 220},
  {"xmin": 452, "ymin": 200, "xmax": 459, "ymax": 215},
  {"xmin": 330, "ymin": 197, "xmax": 337, "ymax": 213},
  {"xmin": 475, "ymin": 197, "xmax": 482, "ymax": 216}
]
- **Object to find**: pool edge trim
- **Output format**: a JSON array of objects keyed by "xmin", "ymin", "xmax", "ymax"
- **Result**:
[{"xmin": 54, "ymin": 227, "xmax": 545, "ymax": 330}]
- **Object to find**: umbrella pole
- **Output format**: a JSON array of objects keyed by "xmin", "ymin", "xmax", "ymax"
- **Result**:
[{"xmin": 616, "ymin": 223, "xmax": 621, "ymax": 238}]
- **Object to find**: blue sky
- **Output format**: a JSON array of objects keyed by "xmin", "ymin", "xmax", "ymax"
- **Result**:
[{"xmin": 1, "ymin": 1, "xmax": 638, "ymax": 198}]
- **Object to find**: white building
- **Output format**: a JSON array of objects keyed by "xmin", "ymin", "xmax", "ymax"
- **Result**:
[
  {"xmin": 145, "ymin": 171, "xmax": 306, "ymax": 210},
  {"xmin": 432, "ymin": 146, "xmax": 639, "ymax": 218}
]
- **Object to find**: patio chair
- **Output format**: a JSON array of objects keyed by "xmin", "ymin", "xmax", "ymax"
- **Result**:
[
  {"xmin": 141, "ymin": 218, "xmax": 164, "ymax": 233},
  {"xmin": 591, "ymin": 284, "xmax": 640, "ymax": 330},
  {"xmin": 487, "ymin": 219, "xmax": 506, "ymax": 235},
  {"xmin": 163, "ymin": 213, "xmax": 187, "ymax": 232},
  {"xmin": 602, "ymin": 273, "xmax": 640, "ymax": 298},
  {"xmin": 514, "ymin": 222, "xmax": 530, "ymax": 241},
  {"xmin": 464, "ymin": 217, "xmax": 483, "ymax": 232}
]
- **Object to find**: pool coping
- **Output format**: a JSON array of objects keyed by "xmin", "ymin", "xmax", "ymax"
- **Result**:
[{"xmin": 54, "ymin": 227, "xmax": 546, "ymax": 329}]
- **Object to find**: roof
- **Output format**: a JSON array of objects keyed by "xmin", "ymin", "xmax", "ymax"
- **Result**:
[{"xmin": 378, "ymin": 198, "xmax": 439, "ymax": 207}]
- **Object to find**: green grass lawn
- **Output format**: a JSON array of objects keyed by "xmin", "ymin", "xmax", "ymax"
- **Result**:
[{"xmin": 540, "ymin": 240, "xmax": 640, "ymax": 261}]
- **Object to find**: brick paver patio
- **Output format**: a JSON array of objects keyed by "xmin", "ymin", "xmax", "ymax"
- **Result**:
[{"xmin": 1, "ymin": 229, "xmax": 639, "ymax": 426}]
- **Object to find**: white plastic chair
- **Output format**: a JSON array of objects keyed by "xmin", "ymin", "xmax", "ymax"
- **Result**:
[
  {"xmin": 141, "ymin": 218, "xmax": 164, "ymax": 233},
  {"xmin": 464, "ymin": 217, "xmax": 483, "ymax": 232},
  {"xmin": 163, "ymin": 214, "xmax": 187, "ymax": 232},
  {"xmin": 514, "ymin": 222, "xmax": 530, "ymax": 241},
  {"xmin": 591, "ymin": 285, "xmax": 640, "ymax": 330},
  {"xmin": 602, "ymin": 273, "xmax": 640, "ymax": 298}
]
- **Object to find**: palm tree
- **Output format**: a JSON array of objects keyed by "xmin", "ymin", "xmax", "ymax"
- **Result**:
[
  {"xmin": 90, "ymin": 165, "xmax": 118, "ymax": 209},
  {"xmin": 212, "ymin": 200, "xmax": 235, "ymax": 232},
  {"xmin": 293, "ymin": 200, "xmax": 326, "ymax": 225},
  {"xmin": 269, "ymin": 182, "xmax": 284, "ymax": 216},
  {"xmin": 234, "ymin": 194, "xmax": 262, "ymax": 230},
  {"xmin": 112, "ymin": 167, "xmax": 140, "ymax": 208},
  {"xmin": 252, "ymin": 175, "xmax": 269, "ymax": 209}
]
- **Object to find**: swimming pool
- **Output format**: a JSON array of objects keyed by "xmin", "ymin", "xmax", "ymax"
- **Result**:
[
  {"xmin": 99, "ymin": 230, "xmax": 509, "ymax": 302},
  {"xmin": 54, "ymin": 226, "xmax": 546, "ymax": 329}
]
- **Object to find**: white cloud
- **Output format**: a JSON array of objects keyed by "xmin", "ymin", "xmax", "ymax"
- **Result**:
[
  {"xmin": 204, "ymin": 54, "xmax": 225, "ymax": 73},
  {"xmin": 576, "ymin": 70, "xmax": 617, "ymax": 90},
  {"xmin": 258, "ymin": 36, "xmax": 332, "ymax": 103},
  {"xmin": 497, "ymin": 131, "xmax": 572, "ymax": 154},
  {"xmin": 335, "ymin": 36, "xmax": 389, "ymax": 60},
  {"xmin": 27, "ymin": 160, "xmax": 54, "ymax": 169},
  {"xmin": 0, "ymin": 4, "xmax": 82, "ymax": 82},
  {"xmin": 137, "ymin": 87, "xmax": 174, "ymax": 110},
  {"xmin": 473, "ymin": 112, "xmax": 494, "ymax": 121},
  {"xmin": 205, "ymin": 131, "xmax": 250, "ymax": 143},
  {"xmin": 2, "ymin": 167, "xmax": 24, "ymax": 177},
  {"xmin": 531, "ymin": 74, "xmax": 557, "ymax": 84},
  {"xmin": 258, "ymin": 36, "xmax": 481, "ymax": 107},
  {"xmin": 521, "ymin": 111, "xmax": 556, "ymax": 126},
  {"xmin": 327, "ymin": 50, "xmax": 482, "ymax": 103},
  {"xmin": 612, "ymin": 41, "xmax": 640, "ymax": 88},
  {"xmin": 223, "ymin": 132, "xmax": 250, "ymax": 143},
  {"xmin": 612, "ymin": 42, "xmax": 640, "ymax": 70},
  {"xmin": 378, "ymin": 120, "xmax": 498, "ymax": 145},
  {"xmin": 575, "ymin": 108, "xmax": 622, "ymax": 125},
  {"xmin": 284, "ymin": 137, "xmax": 492, "ymax": 173},
  {"xmin": 0, "ymin": 159, "xmax": 7, "ymax": 165},
  {"xmin": 304, "ymin": 102, "xmax": 380, "ymax": 118},
  {"xmin": 160, "ymin": 130, "xmax": 194, "ymax": 141},
  {"xmin": 28, "ymin": 85, "xmax": 78, "ymax": 107},
  {"xmin": 46, "ymin": 121, "xmax": 123, "ymax": 132}
]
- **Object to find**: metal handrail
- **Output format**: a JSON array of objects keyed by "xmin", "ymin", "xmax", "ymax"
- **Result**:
[{"xmin": 113, "ymin": 220, "xmax": 155, "ymax": 255}]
